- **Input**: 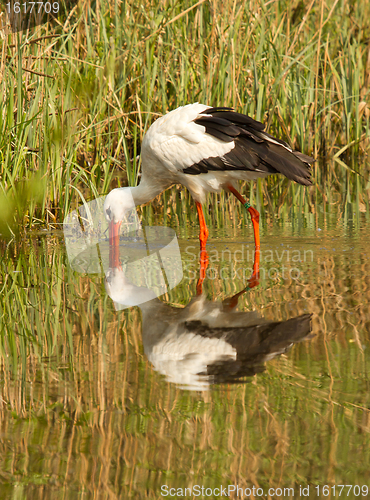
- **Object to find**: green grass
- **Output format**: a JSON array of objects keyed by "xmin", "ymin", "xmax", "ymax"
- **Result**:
[
  {"xmin": 2, "ymin": 3, "xmax": 370, "ymax": 496},
  {"xmin": 0, "ymin": 0, "xmax": 370, "ymax": 238}
]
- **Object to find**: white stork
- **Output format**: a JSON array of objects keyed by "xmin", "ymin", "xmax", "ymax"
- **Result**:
[{"xmin": 104, "ymin": 103, "xmax": 313, "ymax": 250}]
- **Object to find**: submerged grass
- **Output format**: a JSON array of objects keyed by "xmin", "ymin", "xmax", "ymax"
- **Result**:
[
  {"xmin": 0, "ymin": 0, "xmax": 369, "ymax": 237},
  {"xmin": 1, "ymin": 224, "xmax": 370, "ymax": 496}
]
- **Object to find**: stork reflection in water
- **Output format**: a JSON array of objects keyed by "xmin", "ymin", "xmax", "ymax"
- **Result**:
[{"xmin": 105, "ymin": 248, "xmax": 312, "ymax": 390}]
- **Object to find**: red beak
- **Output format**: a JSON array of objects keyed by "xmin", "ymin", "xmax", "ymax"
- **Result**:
[
  {"xmin": 109, "ymin": 220, "xmax": 122, "ymax": 245},
  {"xmin": 109, "ymin": 220, "xmax": 122, "ymax": 268}
]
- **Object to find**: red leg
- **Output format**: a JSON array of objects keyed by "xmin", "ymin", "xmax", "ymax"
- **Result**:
[
  {"xmin": 195, "ymin": 202, "xmax": 209, "ymax": 294},
  {"xmin": 196, "ymin": 249, "xmax": 209, "ymax": 295},
  {"xmin": 222, "ymin": 247, "xmax": 260, "ymax": 310},
  {"xmin": 195, "ymin": 201, "xmax": 209, "ymax": 251},
  {"xmin": 109, "ymin": 220, "xmax": 122, "ymax": 269},
  {"xmin": 247, "ymin": 247, "xmax": 260, "ymax": 289},
  {"xmin": 227, "ymin": 184, "xmax": 260, "ymax": 249}
]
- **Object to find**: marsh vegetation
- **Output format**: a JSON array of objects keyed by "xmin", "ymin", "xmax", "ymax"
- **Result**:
[{"xmin": 1, "ymin": 0, "xmax": 370, "ymax": 498}]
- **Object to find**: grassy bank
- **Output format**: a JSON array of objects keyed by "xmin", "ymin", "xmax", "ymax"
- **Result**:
[{"xmin": 0, "ymin": 0, "xmax": 370, "ymax": 238}]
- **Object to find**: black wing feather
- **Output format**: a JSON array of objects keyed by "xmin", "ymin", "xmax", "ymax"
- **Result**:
[
  {"xmin": 184, "ymin": 107, "xmax": 314, "ymax": 186},
  {"xmin": 203, "ymin": 108, "xmax": 265, "ymax": 130},
  {"xmin": 183, "ymin": 314, "xmax": 312, "ymax": 383}
]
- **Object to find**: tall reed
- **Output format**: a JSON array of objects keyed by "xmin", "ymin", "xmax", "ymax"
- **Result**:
[{"xmin": 0, "ymin": 0, "xmax": 369, "ymax": 236}]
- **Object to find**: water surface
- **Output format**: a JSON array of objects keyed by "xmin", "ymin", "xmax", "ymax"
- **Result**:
[{"xmin": 1, "ymin": 203, "xmax": 370, "ymax": 499}]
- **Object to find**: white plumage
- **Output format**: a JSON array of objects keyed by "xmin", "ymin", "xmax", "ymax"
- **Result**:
[{"xmin": 104, "ymin": 103, "xmax": 313, "ymax": 248}]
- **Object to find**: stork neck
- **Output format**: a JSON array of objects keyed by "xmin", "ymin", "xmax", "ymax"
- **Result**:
[{"xmin": 130, "ymin": 174, "xmax": 170, "ymax": 206}]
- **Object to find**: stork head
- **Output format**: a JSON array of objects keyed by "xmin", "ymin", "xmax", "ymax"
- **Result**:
[
  {"xmin": 104, "ymin": 187, "xmax": 136, "ymax": 224},
  {"xmin": 105, "ymin": 267, "xmax": 157, "ymax": 307},
  {"xmin": 104, "ymin": 187, "xmax": 137, "ymax": 252}
]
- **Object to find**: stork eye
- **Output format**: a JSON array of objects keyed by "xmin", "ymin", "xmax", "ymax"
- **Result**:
[{"xmin": 106, "ymin": 206, "xmax": 112, "ymax": 220}]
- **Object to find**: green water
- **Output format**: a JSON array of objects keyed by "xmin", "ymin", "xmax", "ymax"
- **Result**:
[{"xmin": 1, "ymin": 204, "xmax": 370, "ymax": 499}]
